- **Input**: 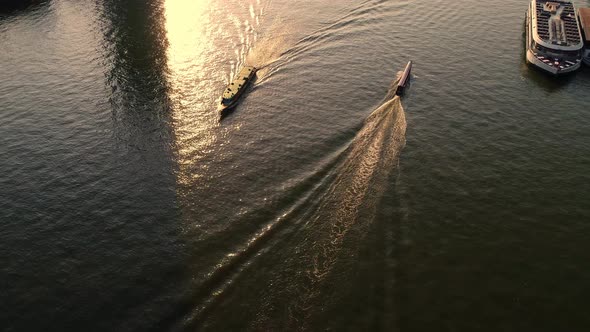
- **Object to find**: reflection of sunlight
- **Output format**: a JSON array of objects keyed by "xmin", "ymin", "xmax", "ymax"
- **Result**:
[
  {"xmin": 164, "ymin": 0, "xmax": 265, "ymax": 189},
  {"xmin": 164, "ymin": 0, "xmax": 218, "ymax": 188},
  {"xmin": 164, "ymin": 0, "xmax": 211, "ymax": 75}
]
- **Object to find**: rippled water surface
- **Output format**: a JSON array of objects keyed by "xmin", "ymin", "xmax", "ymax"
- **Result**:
[{"xmin": 2, "ymin": 0, "xmax": 590, "ymax": 331}]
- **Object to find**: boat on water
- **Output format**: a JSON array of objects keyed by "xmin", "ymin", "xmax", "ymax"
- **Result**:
[
  {"xmin": 395, "ymin": 61, "xmax": 412, "ymax": 96},
  {"xmin": 577, "ymin": 7, "xmax": 590, "ymax": 66},
  {"xmin": 525, "ymin": 0, "xmax": 584, "ymax": 74},
  {"xmin": 218, "ymin": 65, "xmax": 257, "ymax": 113}
]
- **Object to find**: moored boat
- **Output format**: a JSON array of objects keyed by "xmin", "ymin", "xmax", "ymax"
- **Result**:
[
  {"xmin": 577, "ymin": 7, "xmax": 590, "ymax": 65},
  {"xmin": 525, "ymin": 0, "xmax": 584, "ymax": 74},
  {"xmin": 218, "ymin": 65, "xmax": 257, "ymax": 113}
]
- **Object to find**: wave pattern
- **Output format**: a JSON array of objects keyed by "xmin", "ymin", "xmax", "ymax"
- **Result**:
[
  {"xmin": 158, "ymin": 0, "xmax": 412, "ymax": 328},
  {"xmin": 167, "ymin": 69, "xmax": 407, "ymax": 330}
]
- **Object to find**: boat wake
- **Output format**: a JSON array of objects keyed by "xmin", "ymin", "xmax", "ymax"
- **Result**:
[
  {"xmin": 164, "ymin": 72, "xmax": 408, "ymax": 331},
  {"xmin": 245, "ymin": 19, "xmax": 293, "ymax": 80},
  {"xmin": 235, "ymin": 0, "xmax": 390, "ymax": 85},
  {"xmin": 272, "ymin": 76, "xmax": 407, "ymax": 329},
  {"xmin": 229, "ymin": 1, "xmax": 293, "ymax": 83},
  {"xmin": 241, "ymin": 0, "xmax": 391, "ymax": 85}
]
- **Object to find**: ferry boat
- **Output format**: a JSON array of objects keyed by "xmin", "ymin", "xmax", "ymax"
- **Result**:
[
  {"xmin": 577, "ymin": 7, "xmax": 590, "ymax": 65},
  {"xmin": 525, "ymin": 0, "xmax": 584, "ymax": 74},
  {"xmin": 218, "ymin": 66, "xmax": 257, "ymax": 113}
]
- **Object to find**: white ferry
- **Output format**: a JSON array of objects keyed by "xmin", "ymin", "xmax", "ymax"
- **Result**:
[
  {"xmin": 525, "ymin": 0, "xmax": 584, "ymax": 74},
  {"xmin": 577, "ymin": 8, "xmax": 590, "ymax": 65}
]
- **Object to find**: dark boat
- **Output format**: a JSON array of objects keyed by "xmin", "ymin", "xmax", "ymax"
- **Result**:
[
  {"xmin": 395, "ymin": 60, "xmax": 412, "ymax": 96},
  {"xmin": 578, "ymin": 7, "xmax": 590, "ymax": 66},
  {"xmin": 218, "ymin": 66, "xmax": 257, "ymax": 114}
]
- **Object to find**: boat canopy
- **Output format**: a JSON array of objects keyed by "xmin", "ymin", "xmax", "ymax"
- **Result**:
[
  {"xmin": 222, "ymin": 66, "xmax": 255, "ymax": 100},
  {"xmin": 532, "ymin": 0, "xmax": 583, "ymax": 50}
]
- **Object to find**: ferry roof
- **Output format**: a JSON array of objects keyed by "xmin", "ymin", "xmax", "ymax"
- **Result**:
[
  {"xmin": 531, "ymin": 0, "xmax": 583, "ymax": 50},
  {"xmin": 222, "ymin": 66, "xmax": 255, "ymax": 100},
  {"xmin": 579, "ymin": 8, "xmax": 590, "ymax": 42}
]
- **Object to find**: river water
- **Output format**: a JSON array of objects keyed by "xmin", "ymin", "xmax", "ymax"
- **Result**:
[{"xmin": 1, "ymin": 0, "xmax": 590, "ymax": 331}]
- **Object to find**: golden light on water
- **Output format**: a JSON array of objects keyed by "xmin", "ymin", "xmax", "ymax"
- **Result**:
[
  {"xmin": 164, "ymin": 0, "xmax": 212, "ymax": 76},
  {"xmin": 162, "ymin": 0, "xmax": 275, "ymax": 192},
  {"xmin": 163, "ymin": 0, "xmax": 220, "ymax": 189}
]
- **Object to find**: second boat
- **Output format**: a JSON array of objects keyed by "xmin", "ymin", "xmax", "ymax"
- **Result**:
[
  {"xmin": 525, "ymin": 0, "xmax": 584, "ymax": 75},
  {"xmin": 578, "ymin": 7, "xmax": 590, "ymax": 66}
]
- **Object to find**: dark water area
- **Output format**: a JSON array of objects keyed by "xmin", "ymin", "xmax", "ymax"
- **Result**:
[{"xmin": 1, "ymin": 0, "xmax": 590, "ymax": 331}]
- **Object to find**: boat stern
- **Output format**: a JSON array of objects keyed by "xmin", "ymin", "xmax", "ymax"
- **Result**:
[{"xmin": 526, "ymin": 50, "xmax": 581, "ymax": 74}]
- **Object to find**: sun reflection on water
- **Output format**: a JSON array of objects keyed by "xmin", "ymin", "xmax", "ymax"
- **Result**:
[
  {"xmin": 162, "ymin": 0, "xmax": 264, "ymax": 191},
  {"xmin": 163, "ymin": 0, "xmax": 219, "ymax": 189}
]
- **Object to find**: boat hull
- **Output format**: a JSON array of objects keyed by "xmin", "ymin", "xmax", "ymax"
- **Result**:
[
  {"xmin": 395, "ymin": 61, "xmax": 412, "ymax": 96},
  {"xmin": 218, "ymin": 67, "xmax": 257, "ymax": 114},
  {"xmin": 218, "ymin": 99, "xmax": 239, "ymax": 113},
  {"xmin": 526, "ymin": 50, "xmax": 581, "ymax": 74}
]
